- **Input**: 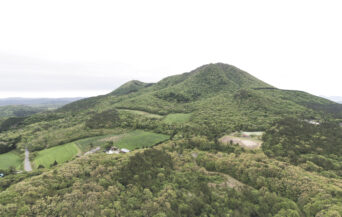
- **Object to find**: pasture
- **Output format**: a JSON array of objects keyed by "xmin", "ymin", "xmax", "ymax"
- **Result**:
[
  {"xmin": 33, "ymin": 143, "xmax": 80, "ymax": 168},
  {"xmin": 118, "ymin": 109, "xmax": 163, "ymax": 119},
  {"xmin": 0, "ymin": 151, "xmax": 22, "ymax": 170},
  {"xmin": 163, "ymin": 113, "xmax": 191, "ymax": 124},
  {"xmin": 112, "ymin": 130, "xmax": 170, "ymax": 150}
]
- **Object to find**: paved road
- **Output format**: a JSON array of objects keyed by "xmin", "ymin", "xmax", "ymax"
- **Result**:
[
  {"xmin": 84, "ymin": 147, "xmax": 100, "ymax": 156},
  {"xmin": 24, "ymin": 148, "xmax": 32, "ymax": 172}
]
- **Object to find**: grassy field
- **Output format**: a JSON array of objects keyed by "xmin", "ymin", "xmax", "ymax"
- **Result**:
[
  {"xmin": 113, "ymin": 130, "xmax": 169, "ymax": 150},
  {"xmin": 71, "ymin": 130, "xmax": 170, "ymax": 153},
  {"xmin": 163, "ymin": 113, "xmax": 191, "ymax": 124},
  {"xmin": 0, "ymin": 151, "xmax": 22, "ymax": 170},
  {"xmin": 118, "ymin": 109, "xmax": 163, "ymax": 119},
  {"xmin": 33, "ymin": 143, "xmax": 80, "ymax": 168},
  {"xmin": 31, "ymin": 130, "xmax": 169, "ymax": 169},
  {"xmin": 74, "ymin": 134, "xmax": 121, "ymax": 153}
]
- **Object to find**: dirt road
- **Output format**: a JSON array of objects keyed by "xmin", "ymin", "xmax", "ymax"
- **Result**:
[{"xmin": 24, "ymin": 148, "xmax": 32, "ymax": 172}]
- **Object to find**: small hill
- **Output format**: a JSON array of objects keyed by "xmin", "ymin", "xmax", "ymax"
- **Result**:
[{"xmin": 111, "ymin": 80, "xmax": 153, "ymax": 96}]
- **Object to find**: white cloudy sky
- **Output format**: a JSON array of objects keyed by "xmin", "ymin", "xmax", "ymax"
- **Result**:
[{"xmin": 0, "ymin": 0, "xmax": 341, "ymax": 98}]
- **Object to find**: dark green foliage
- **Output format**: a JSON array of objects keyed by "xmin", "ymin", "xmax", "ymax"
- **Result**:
[
  {"xmin": 22, "ymin": 112, "xmax": 64, "ymax": 125},
  {"xmin": 50, "ymin": 160, "xmax": 58, "ymax": 167},
  {"xmin": 0, "ymin": 117, "xmax": 26, "ymax": 132},
  {"xmin": 0, "ymin": 105, "xmax": 47, "ymax": 118},
  {"xmin": 0, "ymin": 170, "xmax": 42, "ymax": 191},
  {"xmin": 155, "ymin": 91, "xmax": 192, "ymax": 103},
  {"xmin": 85, "ymin": 109, "xmax": 120, "ymax": 129},
  {"xmin": 262, "ymin": 118, "xmax": 342, "ymax": 176},
  {"xmin": 58, "ymin": 96, "xmax": 103, "ymax": 112},
  {"xmin": 111, "ymin": 80, "xmax": 152, "ymax": 96},
  {"xmin": 0, "ymin": 136, "xmax": 20, "ymax": 154},
  {"xmin": 304, "ymin": 102, "xmax": 342, "ymax": 118},
  {"xmin": 104, "ymin": 141, "xmax": 113, "ymax": 151},
  {"xmin": 0, "ymin": 149, "xmax": 312, "ymax": 217},
  {"xmin": 37, "ymin": 164, "xmax": 45, "ymax": 169},
  {"xmin": 119, "ymin": 149, "xmax": 173, "ymax": 190}
]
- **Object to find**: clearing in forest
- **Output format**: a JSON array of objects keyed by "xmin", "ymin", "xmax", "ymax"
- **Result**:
[
  {"xmin": 112, "ymin": 130, "xmax": 170, "ymax": 150},
  {"xmin": 118, "ymin": 109, "xmax": 163, "ymax": 119},
  {"xmin": 163, "ymin": 113, "xmax": 191, "ymax": 124},
  {"xmin": 33, "ymin": 143, "xmax": 81, "ymax": 168},
  {"xmin": 219, "ymin": 132, "xmax": 263, "ymax": 149},
  {"xmin": 73, "ymin": 130, "xmax": 169, "ymax": 153},
  {"xmin": 0, "ymin": 150, "xmax": 22, "ymax": 170}
]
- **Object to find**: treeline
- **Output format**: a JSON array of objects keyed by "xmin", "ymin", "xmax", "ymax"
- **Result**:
[{"xmin": 0, "ymin": 136, "xmax": 21, "ymax": 154}]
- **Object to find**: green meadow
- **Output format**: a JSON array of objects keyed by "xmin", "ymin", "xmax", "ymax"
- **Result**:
[
  {"xmin": 112, "ymin": 130, "xmax": 170, "ymax": 150},
  {"xmin": 32, "ymin": 130, "xmax": 169, "ymax": 169},
  {"xmin": 33, "ymin": 143, "xmax": 80, "ymax": 168},
  {"xmin": 118, "ymin": 109, "xmax": 163, "ymax": 119},
  {"xmin": 163, "ymin": 113, "xmax": 191, "ymax": 124},
  {"xmin": 0, "ymin": 151, "xmax": 22, "ymax": 170}
]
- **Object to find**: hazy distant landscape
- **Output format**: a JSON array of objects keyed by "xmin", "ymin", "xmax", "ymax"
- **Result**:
[
  {"xmin": 0, "ymin": 97, "xmax": 83, "ymax": 107},
  {"xmin": 0, "ymin": 98, "xmax": 83, "ymax": 118},
  {"xmin": 322, "ymin": 96, "xmax": 342, "ymax": 104}
]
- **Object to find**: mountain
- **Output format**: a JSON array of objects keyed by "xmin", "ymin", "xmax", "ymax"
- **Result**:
[
  {"xmin": 2, "ymin": 62, "xmax": 340, "ymax": 149},
  {"xmin": 1, "ymin": 63, "xmax": 342, "ymax": 216},
  {"xmin": 62, "ymin": 63, "xmax": 339, "ymax": 133}
]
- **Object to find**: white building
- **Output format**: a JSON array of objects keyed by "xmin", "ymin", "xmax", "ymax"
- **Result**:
[{"xmin": 120, "ymin": 148, "xmax": 130, "ymax": 153}]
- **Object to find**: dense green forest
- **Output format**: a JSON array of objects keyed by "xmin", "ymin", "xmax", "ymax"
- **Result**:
[
  {"xmin": 262, "ymin": 118, "xmax": 342, "ymax": 178},
  {"xmin": 1, "ymin": 63, "xmax": 342, "ymax": 216}
]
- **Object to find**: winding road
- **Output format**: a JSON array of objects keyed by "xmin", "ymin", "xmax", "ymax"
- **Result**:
[{"xmin": 24, "ymin": 148, "xmax": 32, "ymax": 172}]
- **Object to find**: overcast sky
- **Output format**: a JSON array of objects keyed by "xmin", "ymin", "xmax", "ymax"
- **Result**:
[{"xmin": 0, "ymin": 0, "xmax": 341, "ymax": 98}]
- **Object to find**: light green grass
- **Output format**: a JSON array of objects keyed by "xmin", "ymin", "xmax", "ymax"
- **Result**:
[
  {"xmin": 74, "ymin": 130, "xmax": 169, "ymax": 152},
  {"xmin": 74, "ymin": 134, "xmax": 119, "ymax": 153},
  {"xmin": 113, "ymin": 130, "xmax": 169, "ymax": 150},
  {"xmin": 33, "ymin": 143, "xmax": 80, "ymax": 168},
  {"xmin": 119, "ymin": 109, "xmax": 163, "ymax": 119},
  {"xmin": 0, "ymin": 151, "xmax": 22, "ymax": 170},
  {"xmin": 163, "ymin": 113, "xmax": 191, "ymax": 124}
]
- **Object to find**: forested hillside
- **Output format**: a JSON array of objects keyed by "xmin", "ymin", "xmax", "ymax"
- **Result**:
[
  {"xmin": 0, "ymin": 105, "xmax": 47, "ymax": 118},
  {"xmin": 1, "ymin": 63, "xmax": 342, "ymax": 216}
]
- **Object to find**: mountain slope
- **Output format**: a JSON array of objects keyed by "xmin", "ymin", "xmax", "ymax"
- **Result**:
[
  {"xmin": 0, "ymin": 105, "xmax": 47, "ymax": 118},
  {"xmin": 3, "ymin": 63, "xmax": 340, "ymax": 150},
  {"xmin": 0, "ymin": 63, "xmax": 340, "ymax": 151},
  {"xmin": 1, "ymin": 63, "xmax": 342, "ymax": 216}
]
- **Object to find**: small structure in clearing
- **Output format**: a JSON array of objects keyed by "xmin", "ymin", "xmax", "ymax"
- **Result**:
[
  {"xmin": 305, "ymin": 119, "xmax": 320, "ymax": 125},
  {"xmin": 106, "ymin": 146, "xmax": 130, "ymax": 154},
  {"xmin": 219, "ymin": 132, "xmax": 263, "ymax": 149},
  {"xmin": 121, "ymin": 148, "xmax": 130, "ymax": 153},
  {"xmin": 0, "ymin": 173, "xmax": 4, "ymax": 178}
]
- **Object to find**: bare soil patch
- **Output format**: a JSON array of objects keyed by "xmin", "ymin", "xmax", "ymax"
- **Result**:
[{"xmin": 219, "ymin": 136, "xmax": 261, "ymax": 149}]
